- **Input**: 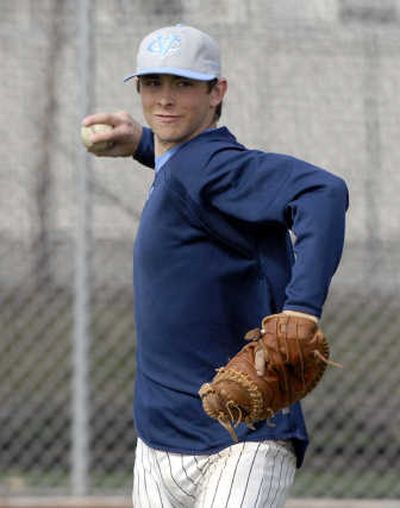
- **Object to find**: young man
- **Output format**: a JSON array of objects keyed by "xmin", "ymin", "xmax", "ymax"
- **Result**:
[{"xmin": 83, "ymin": 25, "xmax": 348, "ymax": 508}]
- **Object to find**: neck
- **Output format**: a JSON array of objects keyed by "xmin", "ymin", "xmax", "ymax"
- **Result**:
[{"xmin": 155, "ymin": 139, "xmax": 177, "ymax": 157}]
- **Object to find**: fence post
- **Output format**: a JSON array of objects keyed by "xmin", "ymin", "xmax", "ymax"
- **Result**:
[{"xmin": 72, "ymin": 0, "xmax": 92, "ymax": 495}]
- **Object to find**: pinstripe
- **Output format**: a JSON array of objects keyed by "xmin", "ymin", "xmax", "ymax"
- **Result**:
[
  {"xmin": 137, "ymin": 441, "xmax": 144, "ymax": 507},
  {"xmin": 134, "ymin": 439, "xmax": 295, "ymax": 508},
  {"xmin": 193, "ymin": 455, "xmax": 208, "ymax": 477},
  {"xmin": 239, "ymin": 442, "xmax": 261, "ymax": 508},
  {"xmin": 141, "ymin": 438, "xmax": 150, "ymax": 507},
  {"xmin": 254, "ymin": 470, "xmax": 264, "ymax": 507},
  {"xmin": 269, "ymin": 448, "xmax": 285, "ymax": 507},
  {"xmin": 166, "ymin": 451, "xmax": 195, "ymax": 499},
  {"xmin": 264, "ymin": 445, "xmax": 280, "ymax": 506},
  {"xmin": 181, "ymin": 455, "xmax": 197, "ymax": 488},
  {"xmin": 209, "ymin": 459, "xmax": 226, "ymax": 508},
  {"xmin": 132, "ymin": 442, "xmax": 141, "ymax": 507},
  {"xmin": 136, "ymin": 444, "xmax": 143, "ymax": 507},
  {"xmin": 132, "ymin": 440, "xmax": 164, "ymax": 508},
  {"xmin": 255, "ymin": 444, "xmax": 277, "ymax": 507},
  {"xmin": 132, "ymin": 459, "xmax": 138, "ymax": 507},
  {"xmin": 277, "ymin": 450, "xmax": 287, "ymax": 504},
  {"xmin": 224, "ymin": 442, "xmax": 245, "ymax": 508},
  {"xmin": 274, "ymin": 457, "xmax": 288, "ymax": 508},
  {"xmin": 154, "ymin": 451, "xmax": 185, "ymax": 507},
  {"xmin": 153, "ymin": 477, "xmax": 165, "ymax": 508},
  {"xmin": 276, "ymin": 449, "xmax": 295, "ymax": 508},
  {"xmin": 284, "ymin": 446, "xmax": 296, "ymax": 505},
  {"xmin": 147, "ymin": 442, "xmax": 165, "ymax": 508},
  {"xmin": 279, "ymin": 451, "xmax": 292, "ymax": 506},
  {"xmin": 209, "ymin": 449, "xmax": 231, "ymax": 508}
]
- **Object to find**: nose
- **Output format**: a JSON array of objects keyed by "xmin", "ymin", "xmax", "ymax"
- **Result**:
[{"xmin": 157, "ymin": 83, "xmax": 175, "ymax": 107}]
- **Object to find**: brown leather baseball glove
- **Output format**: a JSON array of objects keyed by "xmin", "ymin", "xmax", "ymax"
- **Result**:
[{"xmin": 198, "ymin": 312, "xmax": 341, "ymax": 440}]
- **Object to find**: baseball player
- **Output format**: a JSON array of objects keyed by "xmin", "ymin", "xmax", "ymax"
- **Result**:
[{"xmin": 82, "ymin": 25, "xmax": 348, "ymax": 508}]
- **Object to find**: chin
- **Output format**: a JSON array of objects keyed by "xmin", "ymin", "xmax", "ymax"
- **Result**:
[{"xmin": 157, "ymin": 132, "xmax": 187, "ymax": 145}]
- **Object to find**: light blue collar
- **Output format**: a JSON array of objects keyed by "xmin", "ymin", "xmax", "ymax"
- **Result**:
[
  {"xmin": 154, "ymin": 128, "xmax": 217, "ymax": 174},
  {"xmin": 155, "ymin": 145, "xmax": 181, "ymax": 174}
]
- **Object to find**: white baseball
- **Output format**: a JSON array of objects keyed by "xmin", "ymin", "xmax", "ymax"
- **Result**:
[{"xmin": 81, "ymin": 123, "xmax": 113, "ymax": 151}]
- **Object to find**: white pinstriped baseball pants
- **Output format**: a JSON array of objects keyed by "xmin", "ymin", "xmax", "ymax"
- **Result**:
[{"xmin": 132, "ymin": 438, "xmax": 296, "ymax": 508}]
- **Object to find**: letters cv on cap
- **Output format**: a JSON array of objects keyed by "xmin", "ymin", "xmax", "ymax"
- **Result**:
[{"xmin": 124, "ymin": 24, "xmax": 222, "ymax": 82}]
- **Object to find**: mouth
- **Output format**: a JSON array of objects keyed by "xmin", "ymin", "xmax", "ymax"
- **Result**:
[{"xmin": 154, "ymin": 114, "xmax": 181, "ymax": 124}]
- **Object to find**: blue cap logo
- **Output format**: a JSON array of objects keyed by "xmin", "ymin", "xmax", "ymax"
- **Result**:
[{"xmin": 147, "ymin": 34, "xmax": 182, "ymax": 58}]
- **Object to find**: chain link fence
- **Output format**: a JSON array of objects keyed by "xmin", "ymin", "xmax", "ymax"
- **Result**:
[{"xmin": 1, "ymin": 0, "xmax": 399, "ymax": 501}]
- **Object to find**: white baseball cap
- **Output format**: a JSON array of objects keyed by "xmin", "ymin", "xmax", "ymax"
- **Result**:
[{"xmin": 124, "ymin": 24, "xmax": 221, "ymax": 82}]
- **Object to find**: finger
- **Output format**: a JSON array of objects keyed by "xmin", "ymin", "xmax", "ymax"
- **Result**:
[
  {"xmin": 87, "ymin": 135, "xmax": 132, "ymax": 157},
  {"xmin": 244, "ymin": 327, "xmax": 262, "ymax": 341},
  {"xmin": 255, "ymin": 346, "xmax": 265, "ymax": 376},
  {"xmin": 90, "ymin": 120, "xmax": 133, "ymax": 143},
  {"xmin": 82, "ymin": 112, "xmax": 122, "ymax": 128},
  {"xmin": 87, "ymin": 142, "xmax": 115, "ymax": 156},
  {"xmin": 89, "ymin": 129, "xmax": 115, "ymax": 144},
  {"xmin": 90, "ymin": 144, "xmax": 131, "ymax": 158}
]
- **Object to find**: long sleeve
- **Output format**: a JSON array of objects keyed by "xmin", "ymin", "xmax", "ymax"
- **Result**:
[
  {"xmin": 281, "ymin": 170, "xmax": 348, "ymax": 316},
  {"xmin": 203, "ymin": 151, "xmax": 349, "ymax": 318}
]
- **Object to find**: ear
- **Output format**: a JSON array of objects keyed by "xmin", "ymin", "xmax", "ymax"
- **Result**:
[{"xmin": 210, "ymin": 78, "xmax": 228, "ymax": 108}]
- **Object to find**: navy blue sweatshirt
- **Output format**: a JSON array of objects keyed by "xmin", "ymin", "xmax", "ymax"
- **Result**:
[{"xmin": 132, "ymin": 127, "xmax": 348, "ymax": 467}]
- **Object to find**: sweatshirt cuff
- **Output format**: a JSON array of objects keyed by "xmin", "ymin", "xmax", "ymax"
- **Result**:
[
  {"xmin": 282, "ymin": 309, "xmax": 319, "ymax": 323},
  {"xmin": 133, "ymin": 127, "xmax": 155, "ymax": 168}
]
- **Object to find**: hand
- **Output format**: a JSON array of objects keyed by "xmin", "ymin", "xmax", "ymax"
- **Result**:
[
  {"xmin": 248, "ymin": 311, "xmax": 319, "ymax": 376},
  {"xmin": 81, "ymin": 111, "xmax": 143, "ymax": 157}
]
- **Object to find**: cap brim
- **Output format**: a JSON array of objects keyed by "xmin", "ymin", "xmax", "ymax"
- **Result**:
[{"xmin": 123, "ymin": 67, "xmax": 218, "ymax": 82}]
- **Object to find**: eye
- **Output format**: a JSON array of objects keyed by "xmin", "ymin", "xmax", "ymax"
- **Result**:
[
  {"xmin": 175, "ymin": 78, "xmax": 194, "ymax": 88},
  {"xmin": 141, "ymin": 77, "xmax": 161, "ymax": 88}
]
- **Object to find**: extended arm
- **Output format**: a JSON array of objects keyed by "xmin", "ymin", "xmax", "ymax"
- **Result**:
[{"xmin": 82, "ymin": 111, "xmax": 156, "ymax": 169}]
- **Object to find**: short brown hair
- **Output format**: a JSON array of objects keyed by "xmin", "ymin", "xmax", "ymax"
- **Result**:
[{"xmin": 207, "ymin": 79, "xmax": 223, "ymax": 120}]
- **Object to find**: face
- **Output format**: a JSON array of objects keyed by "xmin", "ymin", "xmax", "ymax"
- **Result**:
[{"xmin": 138, "ymin": 74, "xmax": 226, "ymax": 155}]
